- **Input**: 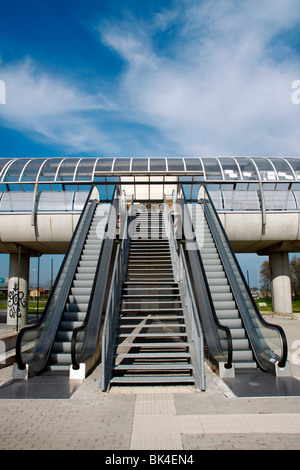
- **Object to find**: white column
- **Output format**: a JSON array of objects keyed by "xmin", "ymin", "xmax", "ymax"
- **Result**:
[
  {"xmin": 7, "ymin": 253, "xmax": 29, "ymax": 328},
  {"xmin": 269, "ymin": 252, "xmax": 292, "ymax": 314}
]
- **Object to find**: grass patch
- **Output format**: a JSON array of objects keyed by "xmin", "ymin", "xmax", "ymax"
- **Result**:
[
  {"xmin": 255, "ymin": 298, "xmax": 300, "ymax": 312},
  {"xmin": 0, "ymin": 300, "xmax": 47, "ymax": 314},
  {"xmin": 254, "ymin": 298, "xmax": 272, "ymax": 311}
]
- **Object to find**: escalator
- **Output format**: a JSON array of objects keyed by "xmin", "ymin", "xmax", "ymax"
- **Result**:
[
  {"xmin": 14, "ymin": 186, "xmax": 118, "ymax": 380},
  {"xmin": 179, "ymin": 185, "xmax": 289, "ymax": 378}
]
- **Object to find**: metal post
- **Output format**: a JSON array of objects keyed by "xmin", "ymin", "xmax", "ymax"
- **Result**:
[
  {"xmin": 50, "ymin": 258, "xmax": 53, "ymax": 289},
  {"xmin": 16, "ymin": 246, "xmax": 21, "ymax": 333},
  {"xmin": 37, "ymin": 255, "xmax": 40, "ymax": 321}
]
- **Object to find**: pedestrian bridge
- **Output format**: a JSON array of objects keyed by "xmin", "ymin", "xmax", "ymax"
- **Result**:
[{"xmin": 1, "ymin": 156, "xmax": 299, "ymax": 323}]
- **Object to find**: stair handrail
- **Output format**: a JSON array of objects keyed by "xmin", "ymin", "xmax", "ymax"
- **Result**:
[
  {"xmin": 71, "ymin": 186, "xmax": 120, "ymax": 372},
  {"xmin": 179, "ymin": 244, "xmax": 206, "ymax": 391},
  {"xmin": 199, "ymin": 184, "xmax": 288, "ymax": 371},
  {"xmin": 100, "ymin": 197, "xmax": 132, "ymax": 391},
  {"xmin": 15, "ymin": 185, "xmax": 99, "ymax": 374},
  {"xmin": 163, "ymin": 195, "xmax": 179, "ymax": 280},
  {"xmin": 178, "ymin": 187, "xmax": 233, "ymax": 370},
  {"xmin": 163, "ymin": 193, "xmax": 206, "ymax": 390}
]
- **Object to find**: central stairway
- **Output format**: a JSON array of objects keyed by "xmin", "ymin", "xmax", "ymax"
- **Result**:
[{"xmin": 110, "ymin": 207, "xmax": 195, "ymax": 385}]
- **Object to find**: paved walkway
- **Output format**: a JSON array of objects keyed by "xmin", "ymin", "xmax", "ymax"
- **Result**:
[{"xmin": 0, "ymin": 315, "xmax": 300, "ymax": 450}]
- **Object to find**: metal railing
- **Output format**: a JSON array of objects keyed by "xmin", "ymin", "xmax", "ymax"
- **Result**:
[
  {"xmin": 163, "ymin": 196, "xmax": 206, "ymax": 391},
  {"xmin": 179, "ymin": 245, "xmax": 206, "ymax": 391},
  {"xmin": 100, "ymin": 205, "xmax": 132, "ymax": 391}
]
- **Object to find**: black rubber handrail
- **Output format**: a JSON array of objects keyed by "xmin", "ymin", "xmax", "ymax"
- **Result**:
[
  {"xmin": 71, "ymin": 186, "xmax": 119, "ymax": 370},
  {"xmin": 179, "ymin": 190, "xmax": 233, "ymax": 369},
  {"xmin": 200, "ymin": 184, "xmax": 288, "ymax": 369},
  {"xmin": 16, "ymin": 185, "xmax": 98, "ymax": 371}
]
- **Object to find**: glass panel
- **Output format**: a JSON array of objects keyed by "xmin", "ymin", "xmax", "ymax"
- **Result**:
[
  {"xmin": 251, "ymin": 157, "xmax": 276, "ymax": 181},
  {"xmin": 286, "ymin": 158, "xmax": 300, "ymax": 180},
  {"xmin": 269, "ymin": 158, "xmax": 294, "ymax": 181},
  {"xmin": 131, "ymin": 158, "xmax": 149, "ymax": 171},
  {"xmin": 222, "ymin": 190, "xmax": 260, "ymax": 210},
  {"xmin": 113, "ymin": 158, "xmax": 131, "ymax": 171},
  {"xmin": 2, "ymin": 159, "xmax": 29, "ymax": 182},
  {"xmin": 218, "ymin": 157, "xmax": 240, "ymax": 180},
  {"xmin": 201, "ymin": 158, "xmax": 222, "ymax": 180},
  {"xmin": 184, "ymin": 158, "xmax": 203, "ymax": 172},
  {"xmin": 94, "ymin": 158, "xmax": 114, "ymax": 172},
  {"xmin": 208, "ymin": 190, "xmax": 223, "ymax": 209},
  {"xmin": 38, "ymin": 158, "xmax": 63, "ymax": 181},
  {"xmin": 150, "ymin": 158, "xmax": 166, "ymax": 171},
  {"xmin": 20, "ymin": 158, "xmax": 47, "ymax": 182},
  {"xmin": 264, "ymin": 191, "xmax": 296, "ymax": 210},
  {"xmin": 0, "ymin": 192, "xmax": 34, "ymax": 211},
  {"xmin": 292, "ymin": 191, "xmax": 300, "ymax": 209},
  {"xmin": 167, "ymin": 158, "xmax": 184, "ymax": 171},
  {"xmin": 73, "ymin": 192, "xmax": 90, "ymax": 210},
  {"xmin": 74, "ymin": 158, "xmax": 96, "ymax": 181},
  {"xmin": 56, "ymin": 158, "xmax": 80, "ymax": 181},
  {"xmin": 0, "ymin": 159, "xmax": 11, "ymax": 179},
  {"xmin": 37, "ymin": 191, "xmax": 74, "ymax": 211},
  {"xmin": 235, "ymin": 157, "xmax": 258, "ymax": 180}
]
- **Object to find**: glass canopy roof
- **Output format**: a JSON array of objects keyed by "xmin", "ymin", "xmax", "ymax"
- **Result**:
[{"xmin": 0, "ymin": 156, "xmax": 299, "ymax": 184}]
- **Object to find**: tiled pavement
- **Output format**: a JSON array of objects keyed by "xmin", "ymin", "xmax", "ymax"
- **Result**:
[{"xmin": 0, "ymin": 315, "xmax": 300, "ymax": 450}]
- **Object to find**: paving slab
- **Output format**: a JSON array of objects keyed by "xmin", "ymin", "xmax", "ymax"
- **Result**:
[{"xmin": 0, "ymin": 315, "xmax": 300, "ymax": 450}]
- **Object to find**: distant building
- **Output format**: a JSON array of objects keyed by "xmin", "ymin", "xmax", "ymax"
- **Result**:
[{"xmin": 29, "ymin": 288, "xmax": 48, "ymax": 298}]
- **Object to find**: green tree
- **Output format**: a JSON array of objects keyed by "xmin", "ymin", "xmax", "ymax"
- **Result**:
[
  {"xmin": 290, "ymin": 256, "xmax": 300, "ymax": 300},
  {"xmin": 259, "ymin": 260, "xmax": 271, "ymax": 297}
]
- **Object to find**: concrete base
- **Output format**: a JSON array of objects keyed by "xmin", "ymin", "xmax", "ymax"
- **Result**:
[
  {"xmin": 275, "ymin": 360, "xmax": 292, "ymax": 378},
  {"xmin": 69, "ymin": 363, "xmax": 85, "ymax": 381},
  {"xmin": 13, "ymin": 363, "xmax": 29, "ymax": 380},
  {"xmin": 270, "ymin": 252, "xmax": 292, "ymax": 315},
  {"xmin": 219, "ymin": 362, "xmax": 235, "ymax": 378},
  {"xmin": 7, "ymin": 253, "xmax": 29, "ymax": 328}
]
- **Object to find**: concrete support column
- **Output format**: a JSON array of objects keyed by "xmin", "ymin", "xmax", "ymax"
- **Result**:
[
  {"xmin": 6, "ymin": 252, "xmax": 29, "ymax": 329},
  {"xmin": 269, "ymin": 252, "xmax": 292, "ymax": 314}
]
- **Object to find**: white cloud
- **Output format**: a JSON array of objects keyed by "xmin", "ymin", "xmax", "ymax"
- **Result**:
[
  {"xmin": 99, "ymin": 0, "xmax": 300, "ymax": 156},
  {"xmin": 0, "ymin": 58, "xmax": 120, "ymax": 153},
  {"xmin": 1, "ymin": 1, "xmax": 300, "ymax": 157}
]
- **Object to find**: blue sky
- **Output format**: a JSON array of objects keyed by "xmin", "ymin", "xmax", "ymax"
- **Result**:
[
  {"xmin": 0, "ymin": 0, "xmax": 300, "ymax": 287},
  {"xmin": 1, "ymin": 0, "xmax": 300, "ymax": 157}
]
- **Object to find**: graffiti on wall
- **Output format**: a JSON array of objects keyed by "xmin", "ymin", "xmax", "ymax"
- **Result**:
[{"xmin": 8, "ymin": 283, "xmax": 26, "ymax": 319}]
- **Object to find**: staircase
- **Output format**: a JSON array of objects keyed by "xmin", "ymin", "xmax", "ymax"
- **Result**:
[
  {"xmin": 110, "ymin": 207, "xmax": 195, "ymax": 385},
  {"xmin": 189, "ymin": 204, "xmax": 257, "ymax": 370},
  {"xmin": 47, "ymin": 204, "xmax": 108, "ymax": 372}
]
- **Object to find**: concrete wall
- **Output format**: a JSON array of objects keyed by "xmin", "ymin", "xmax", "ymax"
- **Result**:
[{"xmin": 0, "ymin": 210, "xmax": 299, "ymax": 254}]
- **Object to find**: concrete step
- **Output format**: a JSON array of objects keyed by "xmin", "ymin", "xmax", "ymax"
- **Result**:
[
  {"xmin": 110, "ymin": 376, "xmax": 194, "ymax": 384},
  {"xmin": 113, "ymin": 364, "xmax": 193, "ymax": 371},
  {"xmin": 117, "ymin": 332, "xmax": 188, "ymax": 338},
  {"xmin": 115, "ymin": 342, "xmax": 188, "ymax": 348},
  {"xmin": 118, "ymin": 323, "xmax": 186, "ymax": 330},
  {"xmin": 115, "ymin": 352, "xmax": 191, "ymax": 359}
]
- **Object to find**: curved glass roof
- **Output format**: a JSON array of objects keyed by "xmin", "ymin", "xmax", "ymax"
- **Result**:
[{"xmin": 0, "ymin": 156, "xmax": 299, "ymax": 184}]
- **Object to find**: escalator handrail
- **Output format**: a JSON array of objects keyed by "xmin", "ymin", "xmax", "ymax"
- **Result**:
[
  {"xmin": 16, "ymin": 185, "xmax": 98, "ymax": 371},
  {"xmin": 71, "ymin": 187, "xmax": 119, "ymax": 370},
  {"xmin": 178, "ymin": 191, "xmax": 233, "ymax": 369},
  {"xmin": 200, "ymin": 184, "xmax": 288, "ymax": 368}
]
